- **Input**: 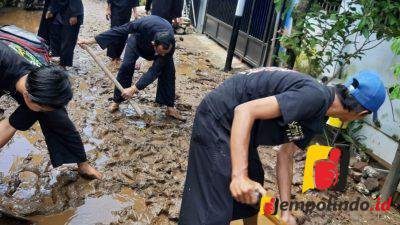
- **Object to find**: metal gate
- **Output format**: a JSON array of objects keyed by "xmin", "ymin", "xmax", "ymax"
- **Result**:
[{"xmin": 203, "ymin": 0, "xmax": 277, "ymax": 67}]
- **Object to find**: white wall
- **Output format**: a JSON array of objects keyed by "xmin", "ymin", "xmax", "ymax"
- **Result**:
[{"xmin": 342, "ymin": 38, "xmax": 400, "ymax": 166}]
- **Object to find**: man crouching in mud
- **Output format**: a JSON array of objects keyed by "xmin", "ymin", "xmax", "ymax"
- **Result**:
[
  {"xmin": 178, "ymin": 67, "xmax": 386, "ymax": 225},
  {"xmin": 78, "ymin": 15, "xmax": 185, "ymax": 121},
  {"xmin": 0, "ymin": 42, "xmax": 101, "ymax": 180}
]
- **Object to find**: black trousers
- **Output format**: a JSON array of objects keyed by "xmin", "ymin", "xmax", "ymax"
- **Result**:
[
  {"xmin": 107, "ymin": 7, "xmax": 132, "ymax": 59},
  {"xmin": 37, "ymin": 1, "xmax": 61, "ymax": 57},
  {"xmin": 113, "ymin": 37, "xmax": 176, "ymax": 107},
  {"xmin": 179, "ymin": 100, "xmax": 264, "ymax": 225},
  {"xmin": 50, "ymin": 23, "xmax": 80, "ymax": 66},
  {"xmin": 8, "ymin": 96, "xmax": 87, "ymax": 167},
  {"xmin": 37, "ymin": 0, "xmax": 51, "ymax": 42}
]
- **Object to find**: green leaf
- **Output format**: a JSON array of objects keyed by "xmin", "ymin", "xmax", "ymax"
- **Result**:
[
  {"xmin": 394, "ymin": 64, "xmax": 400, "ymax": 80},
  {"xmin": 342, "ymin": 133, "xmax": 356, "ymax": 145},
  {"xmin": 362, "ymin": 29, "xmax": 370, "ymax": 38},
  {"xmin": 389, "ymin": 84, "xmax": 400, "ymax": 100},
  {"xmin": 391, "ymin": 38, "xmax": 400, "ymax": 55}
]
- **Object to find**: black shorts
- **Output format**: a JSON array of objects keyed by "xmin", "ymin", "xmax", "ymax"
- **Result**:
[{"xmin": 179, "ymin": 101, "xmax": 264, "ymax": 225}]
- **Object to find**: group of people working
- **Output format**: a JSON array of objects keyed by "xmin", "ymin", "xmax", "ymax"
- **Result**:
[{"xmin": 0, "ymin": 1, "xmax": 387, "ymax": 225}]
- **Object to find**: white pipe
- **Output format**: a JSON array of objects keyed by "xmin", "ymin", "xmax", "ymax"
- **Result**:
[{"xmin": 235, "ymin": 0, "xmax": 246, "ymax": 16}]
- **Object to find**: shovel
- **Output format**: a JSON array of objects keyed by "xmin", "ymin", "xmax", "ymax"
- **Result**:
[{"xmin": 80, "ymin": 44, "xmax": 144, "ymax": 116}]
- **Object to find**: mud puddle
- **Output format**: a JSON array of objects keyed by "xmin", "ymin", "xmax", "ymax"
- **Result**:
[
  {"xmin": 0, "ymin": 134, "xmax": 40, "ymax": 176},
  {"xmin": 83, "ymin": 110, "xmax": 103, "ymax": 152},
  {"xmin": 30, "ymin": 187, "xmax": 146, "ymax": 225},
  {"xmin": 0, "ymin": 7, "xmax": 41, "ymax": 33}
]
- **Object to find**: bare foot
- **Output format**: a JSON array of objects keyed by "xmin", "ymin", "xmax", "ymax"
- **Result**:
[
  {"xmin": 135, "ymin": 61, "xmax": 141, "ymax": 70},
  {"xmin": 166, "ymin": 107, "xmax": 186, "ymax": 121},
  {"xmin": 78, "ymin": 162, "xmax": 102, "ymax": 180},
  {"xmin": 111, "ymin": 59, "xmax": 121, "ymax": 69},
  {"xmin": 108, "ymin": 102, "xmax": 120, "ymax": 113}
]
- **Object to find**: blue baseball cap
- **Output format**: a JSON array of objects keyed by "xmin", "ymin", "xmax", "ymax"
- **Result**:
[{"xmin": 344, "ymin": 71, "xmax": 386, "ymax": 120}]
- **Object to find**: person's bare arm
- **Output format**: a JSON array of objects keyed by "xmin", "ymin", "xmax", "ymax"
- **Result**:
[
  {"xmin": 277, "ymin": 142, "xmax": 298, "ymax": 225},
  {"xmin": 0, "ymin": 118, "xmax": 17, "ymax": 149},
  {"xmin": 230, "ymin": 96, "xmax": 281, "ymax": 204}
]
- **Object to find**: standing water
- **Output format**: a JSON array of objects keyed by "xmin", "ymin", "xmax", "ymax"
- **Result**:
[
  {"xmin": 0, "ymin": 7, "xmax": 43, "ymax": 225},
  {"xmin": 0, "ymin": 7, "xmax": 42, "ymax": 33}
]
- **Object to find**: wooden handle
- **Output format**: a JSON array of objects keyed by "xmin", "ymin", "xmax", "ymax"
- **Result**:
[{"xmin": 80, "ymin": 44, "xmax": 143, "ymax": 116}]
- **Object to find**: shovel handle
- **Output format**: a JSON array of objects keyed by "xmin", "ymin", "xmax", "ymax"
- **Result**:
[{"xmin": 80, "ymin": 44, "xmax": 143, "ymax": 116}]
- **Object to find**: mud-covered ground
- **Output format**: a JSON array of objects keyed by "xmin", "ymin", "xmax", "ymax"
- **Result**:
[{"xmin": 1, "ymin": 1, "xmax": 400, "ymax": 224}]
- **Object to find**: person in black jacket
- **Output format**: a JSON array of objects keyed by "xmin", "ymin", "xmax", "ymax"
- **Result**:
[
  {"xmin": 105, "ymin": 0, "xmax": 139, "ymax": 67},
  {"xmin": 44, "ymin": 0, "xmax": 84, "ymax": 67},
  {"xmin": 78, "ymin": 16, "xmax": 184, "ymax": 120},
  {"xmin": 145, "ymin": 0, "xmax": 183, "ymax": 24},
  {"xmin": 0, "ymin": 42, "xmax": 101, "ymax": 180}
]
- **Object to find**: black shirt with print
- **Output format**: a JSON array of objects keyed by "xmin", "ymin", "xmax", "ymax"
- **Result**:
[{"xmin": 204, "ymin": 67, "xmax": 335, "ymax": 150}]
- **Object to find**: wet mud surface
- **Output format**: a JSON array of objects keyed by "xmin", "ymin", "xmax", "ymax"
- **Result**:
[{"xmin": 1, "ymin": 1, "xmax": 400, "ymax": 224}]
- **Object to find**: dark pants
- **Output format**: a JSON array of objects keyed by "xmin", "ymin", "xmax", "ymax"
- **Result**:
[
  {"xmin": 48, "ymin": 23, "xmax": 80, "ymax": 66},
  {"xmin": 107, "ymin": 7, "xmax": 132, "ymax": 59},
  {"xmin": 37, "ymin": 0, "xmax": 51, "ymax": 42},
  {"xmin": 179, "ymin": 100, "xmax": 264, "ymax": 225},
  {"xmin": 113, "ymin": 37, "xmax": 176, "ymax": 107},
  {"xmin": 38, "ymin": 1, "xmax": 61, "ymax": 57},
  {"xmin": 48, "ymin": 23, "xmax": 62, "ymax": 57},
  {"xmin": 8, "ymin": 96, "xmax": 87, "ymax": 167}
]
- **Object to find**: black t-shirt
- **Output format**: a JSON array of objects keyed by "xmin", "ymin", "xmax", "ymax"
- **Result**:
[
  {"xmin": 0, "ymin": 42, "xmax": 34, "ymax": 96},
  {"xmin": 204, "ymin": 67, "xmax": 334, "ymax": 150},
  {"xmin": 95, "ymin": 15, "xmax": 175, "ymax": 61}
]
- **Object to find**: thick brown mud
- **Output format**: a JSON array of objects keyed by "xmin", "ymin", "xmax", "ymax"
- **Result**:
[{"xmin": 1, "ymin": 1, "xmax": 400, "ymax": 225}]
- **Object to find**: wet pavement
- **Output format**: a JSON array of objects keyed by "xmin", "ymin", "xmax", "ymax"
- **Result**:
[{"xmin": 1, "ymin": 1, "xmax": 400, "ymax": 225}]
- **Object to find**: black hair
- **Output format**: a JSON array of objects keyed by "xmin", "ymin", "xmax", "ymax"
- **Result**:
[
  {"xmin": 334, "ymin": 84, "xmax": 370, "ymax": 114},
  {"xmin": 26, "ymin": 66, "xmax": 73, "ymax": 108},
  {"xmin": 154, "ymin": 31, "xmax": 175, "ymax": 50}
]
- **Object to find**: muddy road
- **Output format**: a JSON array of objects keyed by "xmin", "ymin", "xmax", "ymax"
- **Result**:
[{"xmin": 1, "ymin": 0, "xmax": 400, "ymax": 224}]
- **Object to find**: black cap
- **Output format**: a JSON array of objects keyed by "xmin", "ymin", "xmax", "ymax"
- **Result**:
[{"xmin": 154, "ymin": 31, "xmax": 175, "ymax": 48}]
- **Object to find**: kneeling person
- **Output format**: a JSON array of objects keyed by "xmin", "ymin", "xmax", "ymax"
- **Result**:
[{"xmin": 0, "ymin": 42, "xmax": 101, "ymax": 179}]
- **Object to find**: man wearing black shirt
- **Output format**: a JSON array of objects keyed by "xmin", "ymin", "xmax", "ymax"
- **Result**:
[
  {"xmin": 178, "ymin": 68, "xmax": 386, "ymax": 225},
  {"xmin": 0, "ymin": 42, "xmax": 101, "ymax": 179},
  {"xmin": 78, "ymin": 16, "xmax": 184, "ymax": 120}
]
